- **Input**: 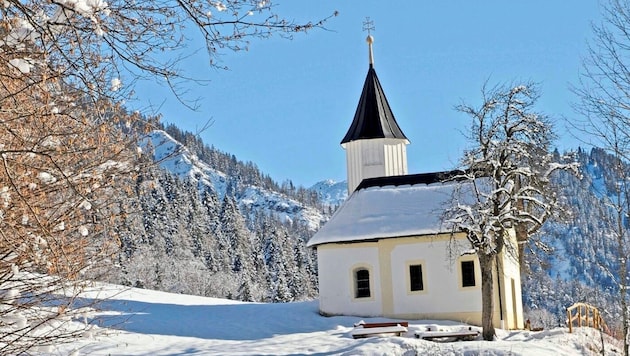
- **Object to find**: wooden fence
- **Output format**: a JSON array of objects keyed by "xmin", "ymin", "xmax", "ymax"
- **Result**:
[{"xmin": 566, "ymin": 302, "xmax": 610, "ymax": 334}]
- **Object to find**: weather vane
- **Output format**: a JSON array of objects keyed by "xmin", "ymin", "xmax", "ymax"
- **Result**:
[{"xmin": 362, "ymin": 17, "xmax": 375, "ymax": 36}]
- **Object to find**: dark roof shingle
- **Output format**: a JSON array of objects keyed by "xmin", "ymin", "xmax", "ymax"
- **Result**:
[{"xmin": 341, "ymin": 65, "xmax": 408, "ymax": 144}]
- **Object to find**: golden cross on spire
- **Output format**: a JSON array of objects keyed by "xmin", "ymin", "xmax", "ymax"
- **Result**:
[{"xmin": 362, "ymin": 17, "xmax": 375, "ymax": 66}]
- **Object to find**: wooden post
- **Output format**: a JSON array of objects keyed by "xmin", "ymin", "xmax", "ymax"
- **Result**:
[
  {"xmin": 593, "ymin": 309, "xmax": 599, "ymax": 330},
  {"xmin": 586, "ymin": 305, "xmax": 589, "ymax": 328},
  {"xmin": 567, "ymin": 309, "xmax": 573, "ymax": 333}
]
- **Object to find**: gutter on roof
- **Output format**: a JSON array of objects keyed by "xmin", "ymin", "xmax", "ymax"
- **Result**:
[{"xmin": 355, "ymin": 170, "xmax": 467, "ymax": 190}]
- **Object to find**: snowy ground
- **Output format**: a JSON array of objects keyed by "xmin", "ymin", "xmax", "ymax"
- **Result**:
[{"xmin": 47, "ymin": 283, "xmax": 622, "ymax": 355}]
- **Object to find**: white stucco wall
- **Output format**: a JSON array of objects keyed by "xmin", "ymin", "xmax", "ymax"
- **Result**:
[
  {"xmin": 315, "ymin": 233, "xmax": 524, "ymax": 328},
  {"xmin": 317, "ymin": 243, "xmax": 383, "ymax": 317},
  {"xmin": 497, "ymin": 233, "xmax": 524, "ymax": 329},
  {"xmin": 316, "ymin": 235, "xmax": 484, "ymax": 320},
  {"xmin": 389, "ymin": 237, "xmax": 482, "ymax": 317}
]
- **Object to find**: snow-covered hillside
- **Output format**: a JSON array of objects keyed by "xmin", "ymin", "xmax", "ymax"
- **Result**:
[
  {"xmin": 309, "ymin": 179, "xmax": 348, "ymax": 207},
  {"xmin": 54, "ymin": 283, "xmax": 621, "ymax": 355},
  {"xmin": 523, "ymin": 148, "xmax": 630, "ymax": 324},
  {"xmin": 142, "ymin": 130, "xmax": 326, "ymax": 230}
]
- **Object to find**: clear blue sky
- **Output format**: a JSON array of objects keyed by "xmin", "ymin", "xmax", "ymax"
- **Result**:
[{"xmin": 132, "ymin": 1, "xmax": 601, "ymax": 188}]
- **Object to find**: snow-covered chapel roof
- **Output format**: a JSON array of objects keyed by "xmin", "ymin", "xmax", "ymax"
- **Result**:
[{"xmin": 307, "ymin": 172, "xmax": 467, "ymax": 247}]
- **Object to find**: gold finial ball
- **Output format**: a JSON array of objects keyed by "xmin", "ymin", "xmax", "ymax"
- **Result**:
[{"xmin": 366, "ymin": 35, "xmax": 374, "ymax": 44}]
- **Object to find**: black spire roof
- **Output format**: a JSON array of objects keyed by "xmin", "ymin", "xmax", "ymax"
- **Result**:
[{"xmin": 341, "ymin": 64, "xmax": 409, "ymax": 144}]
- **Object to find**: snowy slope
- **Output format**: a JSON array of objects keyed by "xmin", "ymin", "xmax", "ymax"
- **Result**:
[
  {"xmin": 141, "ymin": 130, "xmax": 325, "ymax": 230},
  {"xmin": 309, "ymin": 179, "xmax": 348, "ymax": 207},
  {"xmin": 54, "ymin": 283, "xmax": 622, "ymax": 355}
]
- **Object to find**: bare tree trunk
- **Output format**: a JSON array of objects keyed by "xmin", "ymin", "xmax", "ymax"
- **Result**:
[
  {"xmin": 479, "ymin": 253, "xmax": 496, "ymax": 341},
  {"xmin": 619, "ymin": 188, "xmax": 629, "ymax": 356},
  {"xmin": 618, "ymin": 229, "xmax": 629, "ymax": 356}
]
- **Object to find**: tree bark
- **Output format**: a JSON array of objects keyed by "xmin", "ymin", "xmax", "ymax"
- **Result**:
[
  {"xmin": 479, "ymin": 253, "xmax": 496, "ymax": 341},
  {"xmin": 618, "ymin": 186, "xmax": 629, "ymax": 356}
]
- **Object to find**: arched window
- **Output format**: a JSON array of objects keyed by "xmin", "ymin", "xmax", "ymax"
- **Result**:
[{"xmin": 355, "ymin": 268, "xmax": 371, "ymax": 298}]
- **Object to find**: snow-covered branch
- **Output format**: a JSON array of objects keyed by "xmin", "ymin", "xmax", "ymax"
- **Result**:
[
  {"xmin": 446, "ymin": 81, "xmax": 579, "ymax": 340},
  {"xmin": 0, "ymin": 0, "xmax": 336, "ymax": 105}
]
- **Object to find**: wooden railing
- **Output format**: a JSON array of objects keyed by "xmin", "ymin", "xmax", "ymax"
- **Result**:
[{"xmin": 566, "ymin": 302, "xmax": 609, "ymax": 334}]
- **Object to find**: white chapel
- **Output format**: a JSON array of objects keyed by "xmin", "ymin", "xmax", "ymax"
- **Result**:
[{"xmin": 307, "ymin": 35, "xmax": 524, "ymax": 330}]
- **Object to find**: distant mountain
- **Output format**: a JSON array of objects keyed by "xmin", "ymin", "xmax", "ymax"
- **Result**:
[
  {"xmin": 309, "ymin": 179, "xmax": 348, "ymax": 208},
  {"xmin": 143, "ymin": 130, "xmax": 326, "ymax": 230}
]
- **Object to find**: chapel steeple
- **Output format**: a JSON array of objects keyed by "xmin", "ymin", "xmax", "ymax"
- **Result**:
[{"xmin": 341, "ymin": 24, "xmax": 410, "ymax": 194}]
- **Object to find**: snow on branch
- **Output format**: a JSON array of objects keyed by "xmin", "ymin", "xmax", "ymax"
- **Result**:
[
  {"xmin": 0, "ymin": 0, "xmax": 336, "ymax": 104},
  {"xmin": 448, "ymin": 81, "xmax": 578, "ymax": 259}
]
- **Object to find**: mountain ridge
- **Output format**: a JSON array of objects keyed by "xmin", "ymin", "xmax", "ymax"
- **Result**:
[{"xmin": 143, "ymin": 129, "xmax": 329, "ymax": 230}]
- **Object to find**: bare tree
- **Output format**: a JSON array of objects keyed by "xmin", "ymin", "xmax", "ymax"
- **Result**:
[
  {"xmin": 0, "ymin": 0, "xmax": 334, "ymax": 353},
  {"xmin": 0, "ymin": 0, "xmax": 335, "ymax": 106},
  {"xmin": 0, "ymin": 62, "xmax": 140, "ymax": 354},
  {"xmin": 446, "ymin": 82, "xmax": 575, "ymax": 341},
  {"xmin": 572, "ymin": 0, "xmax": 630, "ymax": 353}
]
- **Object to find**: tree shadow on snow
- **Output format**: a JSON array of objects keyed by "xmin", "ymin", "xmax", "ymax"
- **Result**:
[{"xmin": 74, "ymin": 296, "xmax": 357, "ymax": 341}]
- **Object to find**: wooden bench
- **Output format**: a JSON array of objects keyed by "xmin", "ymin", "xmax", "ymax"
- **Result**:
[
  {"xmin": 354, "ymin": 321, "xmax": 409, "ymax": 328},
  {"xmin": 351, "ymin": 322, "xmax": 409, "ymax": 339},
  {"xmin": 415, "ymin": 327, "xmax": 479, "ymax": 341}
]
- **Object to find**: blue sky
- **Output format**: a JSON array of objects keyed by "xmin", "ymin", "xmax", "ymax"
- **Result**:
[{"xmin": 133, "ymin": 1, "xmax": 601, "ymax": 187}]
